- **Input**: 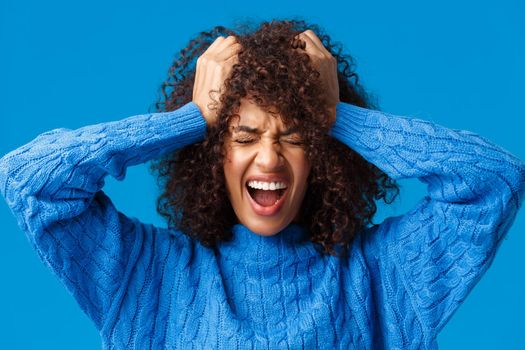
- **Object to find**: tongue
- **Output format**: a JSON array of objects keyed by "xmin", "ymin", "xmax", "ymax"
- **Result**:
[{"xmin": 252, "ymin": 189, "xmax": 280, "ymax": 207}]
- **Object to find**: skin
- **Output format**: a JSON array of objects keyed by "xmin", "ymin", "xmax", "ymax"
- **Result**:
[
  {"xmin": 223, "ymin": 98, "xmax": 311, "ymax": 235},
  {"xmin": 193, "ymin": 30, "xmax": 340, "ymax": 236},
  {"xmin": 192, "ymin": 35, "xmax": 241, "ymax": 125},
  {"xmin": 294, "ymin": 30, "xmax": 340, "ymax": 126}
]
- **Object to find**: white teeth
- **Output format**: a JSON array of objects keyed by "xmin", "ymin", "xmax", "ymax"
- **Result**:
[{"xmin": 247, "ymin": 180, "xmax": 287, "ymax": 190}]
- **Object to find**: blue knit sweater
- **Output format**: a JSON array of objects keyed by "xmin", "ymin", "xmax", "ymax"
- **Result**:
[{"xmin": 1, "ymin": 101, "xmax": 524, "ymax": 349}]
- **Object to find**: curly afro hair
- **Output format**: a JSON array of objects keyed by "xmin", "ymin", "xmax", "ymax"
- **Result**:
[{"xmin": 150, "ymin": 18, "xmax": 400, "ymax": 257}]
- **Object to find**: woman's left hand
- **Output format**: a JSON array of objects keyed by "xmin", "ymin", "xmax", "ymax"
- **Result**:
[{"xmin": 293, "ymin": 30, "xmax": 340, "ymax": 127}]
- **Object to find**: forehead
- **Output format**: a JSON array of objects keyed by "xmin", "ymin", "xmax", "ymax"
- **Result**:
[{"xmin": 230, "ymin": 98, "xmax": 287, "ymax": 130}]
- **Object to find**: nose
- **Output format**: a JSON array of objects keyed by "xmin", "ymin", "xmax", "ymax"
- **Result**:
[{"xmin": 254, "ymin": 140, "xmax": 285, "ymax": 171}]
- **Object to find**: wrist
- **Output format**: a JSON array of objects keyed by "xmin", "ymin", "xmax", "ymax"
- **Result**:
[{"xmin": 327, "ymin": 102, "xmax": 338, "ymax": 128}]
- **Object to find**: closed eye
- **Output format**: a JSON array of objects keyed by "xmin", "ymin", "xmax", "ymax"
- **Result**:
[
  {"xmin": 232, "ymin": 136, "xmax": 303, "ymax": 145},
  {"xmin": 284, "ymin": 140, "xmax": 303, "ymax": 145},
  {"xmin": 234, "ymin": 139, "xmax": 255, "ymax": 144}
]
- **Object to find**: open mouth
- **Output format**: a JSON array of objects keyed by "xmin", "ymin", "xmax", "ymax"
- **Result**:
[
  {"xmin": 246, "ymin": 186, "xmax": 287, "ymax": 207},
  {"xmin": 244, "ymin": 179, "xmax": 290, "ymax": 216}
]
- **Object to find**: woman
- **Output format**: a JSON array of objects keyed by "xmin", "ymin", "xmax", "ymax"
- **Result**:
[{"xmin": 1, "ymin": 19, "xmax": 524, "ymax": 349}]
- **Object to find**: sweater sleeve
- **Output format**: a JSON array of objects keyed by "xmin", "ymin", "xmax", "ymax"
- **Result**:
[
  {"xmin": 330, "ymin": 102, "xmax": 525, "ymax": 336},
  {"xmin": 0, "ymin": 101, "xmax": 207, "ymax": 331}
]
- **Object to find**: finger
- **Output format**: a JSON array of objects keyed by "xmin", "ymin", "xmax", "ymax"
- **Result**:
[
  {"xmin": 193, "ymin": 60, "xmax": 202, "ymax": 99},
  {"xmin": 290, "ymin": 36, "xmax": 305, "ymax": 50},
  {"xmin": 214, "ymin": 35, "xmax": 238, "ymax": 52},
  {"xmin": 224, "ymin": 53, "xmax": 239, "ymax": 67},
  {"xmin": 218, "ymin": 43, "xmax": 242, "ymax": 61},
  {"xmin": 302, "ymin": 30, "xmax": 323, "ymax": 50},
  {"xmin": 302, "ymin": 30, "xmax": 331, "ymax": 57},
  {"xmin": 296, "ymin": 32, "xmax": 322, "ymax": 57},
  {"xmin": 205, "ymin": 36, "xmax": 226, "ymax": 53},
  {"xmin": 291, "ymin": 33, "xmax": 306, "ymax": 49}
]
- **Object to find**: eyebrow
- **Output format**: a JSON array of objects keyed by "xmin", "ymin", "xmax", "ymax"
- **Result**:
[{"xmin": 233, "ymin": 125, "xmax": 299, "ymax": 136}]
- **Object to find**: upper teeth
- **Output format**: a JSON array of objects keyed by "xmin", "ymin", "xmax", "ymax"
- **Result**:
[{"xmin": 247, "ymin": 181, "xmax": 287, "ymax": 190}]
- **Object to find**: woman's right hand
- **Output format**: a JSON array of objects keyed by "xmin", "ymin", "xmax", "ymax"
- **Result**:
[{"xmin": 192, "ymin": 35, "xmax": 241, "ymax": 127}]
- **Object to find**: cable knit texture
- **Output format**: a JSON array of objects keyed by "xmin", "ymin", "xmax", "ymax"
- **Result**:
[{"xmin": 1, "ymin": 100, "xmax": 524, "ymax": 349}]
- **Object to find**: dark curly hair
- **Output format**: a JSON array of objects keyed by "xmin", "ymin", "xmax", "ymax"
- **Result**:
[{"xmin": 150, "ymin": 18, "xmax": 400, "ymax": 257}]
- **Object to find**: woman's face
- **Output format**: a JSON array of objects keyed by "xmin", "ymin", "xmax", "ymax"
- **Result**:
[{"xmin": 223, "ymin": 98, "xmax": 311, "ymax": 236}]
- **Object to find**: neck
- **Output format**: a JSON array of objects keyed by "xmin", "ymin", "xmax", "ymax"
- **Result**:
[{"xmin": 216, "ymin": 222, "xmax": 319, "ymax": 268}]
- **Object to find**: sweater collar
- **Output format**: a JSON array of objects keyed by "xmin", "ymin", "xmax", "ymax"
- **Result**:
[{"xmin": 217, "ymin": 223, "xmax": 319, "ymax": 265}]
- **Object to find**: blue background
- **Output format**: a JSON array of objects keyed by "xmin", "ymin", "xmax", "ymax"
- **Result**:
[{"xmin": 1, "ymin": 0, "xmax": 524, "ymax": 348}]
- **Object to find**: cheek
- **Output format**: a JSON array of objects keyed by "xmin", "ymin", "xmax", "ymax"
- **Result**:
[
  {"xmin": 291, "ymin": 151, "xmax": 311, "ymax": 185},
  {"xmin": 223, "ymin": 150, "xmax": 247, "ymax": 191},
  {"xmin": 223, "ymin": 157, "xmax": 236, "ymax": 193},
  {"xmin": 299, "ymin": 165, "xmax": 311, "ymax": 190}
]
